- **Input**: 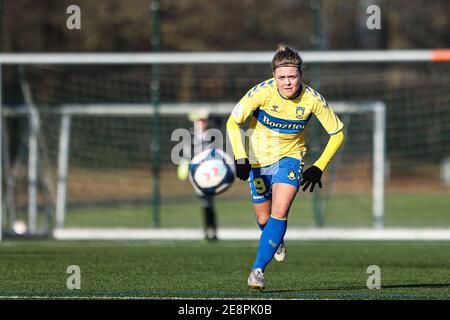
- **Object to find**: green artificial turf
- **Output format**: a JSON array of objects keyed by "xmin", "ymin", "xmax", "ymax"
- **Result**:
[
  {"xmin": 58, "ymin": 192, "xmax": 450, "ymax": 228},
  {"xmin": 1, "ymin": 240, "xmax": 449, "ymax": 300}
]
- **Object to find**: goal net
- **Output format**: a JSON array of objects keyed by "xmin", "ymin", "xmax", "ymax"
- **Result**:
[{"xmin": 1, "ymin": 53, "xmax": 449, "ymax": 238}]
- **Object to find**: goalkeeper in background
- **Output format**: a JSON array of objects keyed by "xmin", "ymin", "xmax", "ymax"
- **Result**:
[
  {"xmin": 178, "ymin": 109, "xmax": 219, "ymax": 242},
  {"xmin": 226, "ymin": 44, "xmax": 344, "ymax": 290}
]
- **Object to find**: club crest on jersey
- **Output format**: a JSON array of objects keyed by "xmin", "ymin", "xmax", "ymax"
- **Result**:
[
  {"xmin": 271, "ymin": 105, "xmax": 280, "ymax": 112},
  {"xmin": 288, "ymin": 170, "xmax": 296, "ymax": 181},
  {"xmin": 296, "ymin": 106, "xmax": 305, "ymax": 119}
]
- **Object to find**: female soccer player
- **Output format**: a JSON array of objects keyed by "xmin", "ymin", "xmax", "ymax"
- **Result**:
[{"xmin": 226, "ymin": 44, "xmax": 345, "ymax": 290}]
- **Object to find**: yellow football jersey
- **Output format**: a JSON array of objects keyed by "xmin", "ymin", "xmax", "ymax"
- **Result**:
[{"xmin": 228, "ymin": 78, "xmax": 343, "ymax": 168}]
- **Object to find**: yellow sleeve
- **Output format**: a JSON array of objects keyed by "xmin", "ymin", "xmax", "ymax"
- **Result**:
[
  {"xmin": 313, "ymin": 130, "xmax": 344, "ymax": 171},
  {"xmin": 312, "ymin": 95, "xmax": 344, "ymax": 135},
  {"xmin": 232, "ymin": 84, "xmax": 265, "ymax": 124},
  {"xmin": 226, "ymin": 85, "xmax": 264, "ymax": 159},
  {"xmin": 226, "ymin": 116, "xmax": 247, "ymax": 159}
]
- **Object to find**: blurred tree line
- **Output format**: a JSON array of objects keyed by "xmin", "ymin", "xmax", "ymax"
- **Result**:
[
  {"xmin": 2, "ymin": 0, "xmax": 449, "ymax": 52},
  {"xmin": 1, "ymin": 0, "xmax": 449, "ymax": 172}
]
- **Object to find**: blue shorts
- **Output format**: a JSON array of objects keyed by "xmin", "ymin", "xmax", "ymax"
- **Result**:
[{"xmin": 248, "ymin": 157, "xmax": 304, "ymax": 204}]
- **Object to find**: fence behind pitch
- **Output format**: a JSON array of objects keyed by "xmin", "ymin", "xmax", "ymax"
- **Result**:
[{"xmin": 1, "ymin": 52, "xmax": 449, "ymax": 237}]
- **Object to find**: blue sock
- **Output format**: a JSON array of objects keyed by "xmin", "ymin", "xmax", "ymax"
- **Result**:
[
  {"xmin": 253, "ymin": 216, "xmax": 287, "ymax": 271},
  {"xmin": 257, "ymin": 222, "xmax": 266, "ymax": 231}
]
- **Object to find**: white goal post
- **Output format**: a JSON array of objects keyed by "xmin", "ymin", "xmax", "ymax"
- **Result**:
[
  {"xmin": 3, "ymin": 101, "xmax": 385, "ymax": 232},
  {"xmin": 3, "ymin": 49, "xmax": 448, "ymax": 240}
]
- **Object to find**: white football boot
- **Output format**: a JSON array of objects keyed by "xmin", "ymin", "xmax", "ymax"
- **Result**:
[
  {"xmin": 247, "ymin": 268, "xmax": 265, "ymax": 290},
  {"xmin": 274, "ymin": 242, "xmax": 286, "ymax": 262}
]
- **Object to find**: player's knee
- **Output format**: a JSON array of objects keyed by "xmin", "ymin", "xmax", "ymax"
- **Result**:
[
  {"xmin": 271, "ymin": 211, "xmax": 289, "ymax": 220},
  {"xmin": 256, "ymin": 214, "xmax": 270, "ymax": 226},
  {"xmin": 270, "ymin": 202, "xmax": 290, "ymax": 219},
  {"xmin": 271, "ymin": 199, "xmax": 293, "ymax": 219}
]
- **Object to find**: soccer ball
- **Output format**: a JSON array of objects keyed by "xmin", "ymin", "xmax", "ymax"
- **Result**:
[
  {"xmin": 189, "ymin": 148, "xmax": 235, "ymax": 196},
  {"xmin": 13, "ymin": 220, "xmax": 27, "ymax": 235}
]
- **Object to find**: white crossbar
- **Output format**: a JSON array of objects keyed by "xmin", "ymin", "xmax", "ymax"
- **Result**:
[{"xmin": 0, "ymin": 50, "xmax": 445, "ymax": 65}]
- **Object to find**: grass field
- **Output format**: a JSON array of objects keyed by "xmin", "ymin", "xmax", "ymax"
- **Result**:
[
  {"xmin": 1, "ymin": 240, "xmax": 450, "ymax": 300},
  {"xmin": 58, "ymin": 192, "xmax": 450, "ymax": 228},
  {"xmin": 3, "ymin": 191, "xmax": 449, "ymax": 300}
]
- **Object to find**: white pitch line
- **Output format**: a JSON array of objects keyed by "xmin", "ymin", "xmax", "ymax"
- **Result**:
[
  {"xmin": 0, "ymin": 295, "xmax": 306, "ymax": 300},
  {"xmin": 53, "ymin": 228, "xmax": 450, "ymax": 241}
]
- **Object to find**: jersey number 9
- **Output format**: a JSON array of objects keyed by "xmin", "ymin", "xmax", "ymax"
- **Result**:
[{"xmin": 253, "ymin": 177, "xmax": 266, "ymax": 194}]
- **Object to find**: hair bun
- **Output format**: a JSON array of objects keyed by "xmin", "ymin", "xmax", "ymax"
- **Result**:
[
  {"xmin": 272, "ymin": 44, "xmax": 303, "ymax": 71},
  {"xmin": 276, "ymin": 44, "xmax": 287, "ymax": 53}
]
